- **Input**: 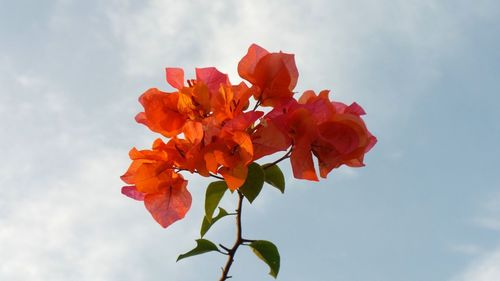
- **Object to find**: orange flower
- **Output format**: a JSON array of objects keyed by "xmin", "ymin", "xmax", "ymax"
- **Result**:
[
  {"xmin": 238, "ymin": 44, "xmax": 299, "ymax": 106},
  {"xmin": 121, "ymin": 143, "xmax": 191, "ymax": 228},
  {"xmin": 135, "ymin": 88, "xmax": 185, "ymax": 138},
  {"xmin": 211, "ymin": 83, "xmax": 252, "ymax": 122},
  {"xmin": 211, "ymin": 130, "xmax": 254, "ymax": 190},
  {"xmin": 122, "ymin": 44, "xmax": 377, "ymax": 229}
]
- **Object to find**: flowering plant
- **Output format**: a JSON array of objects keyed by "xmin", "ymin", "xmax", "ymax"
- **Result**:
[{"xmin": 121, "ymin": 44, "xmax": 376, "ymax": 280}]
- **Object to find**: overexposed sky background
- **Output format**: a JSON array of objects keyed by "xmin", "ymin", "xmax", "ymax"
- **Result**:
[{"xmin": 1, "ymin": 0, "xmax": 500, "ymax": 280}]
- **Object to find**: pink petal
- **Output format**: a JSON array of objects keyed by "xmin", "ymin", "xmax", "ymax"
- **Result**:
[
  {"xmin": 345, "ymin": 102, "xmax": 366, "ymax": 115},
  {"xmin": 121, "ymin": 186, "xmax": 145, "ymax": 201},
  {"xmin": 195, "ymin": 67, "xmax": 229, "ymax": 93},
  {"xmin": 166, "ymin": 68, "xmax": 184, "ymax": 89}
]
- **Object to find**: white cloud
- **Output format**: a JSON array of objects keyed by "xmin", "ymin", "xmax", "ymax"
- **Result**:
[
  {"xmin": 449, "ymin": 243, "xmax": 483, "ymax": 256},
  {"xmin": 452, "ymin": 191, "xmax": 500, "ymax": 280},
  {"xmin": 451, "ymin": 247, "xmax": 500, "ymax": 281},
  {"xmin": 472, "ymin": 191, "xmax": 500, "ymax": 231},
  {"xmin": 2, "ymin": 0, "xmax": 500, "ymax": 280},
  {"xmin": 0, "ymin": 148, "xmax": 210, "ymax": 281}
]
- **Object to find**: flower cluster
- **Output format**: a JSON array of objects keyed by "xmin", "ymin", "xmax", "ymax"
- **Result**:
[{"xmin": 121, "ymin": 44, "xmax": 377, "ymax": 228}]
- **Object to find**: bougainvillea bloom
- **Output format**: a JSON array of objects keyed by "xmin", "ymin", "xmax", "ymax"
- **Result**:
[
  {"xmin": 121, "ymin": 43, "xmax": 376, "ymax": 228},
  {"xmin": 238, "ymin": 44, "xmax": 299, "ymax": 106}
]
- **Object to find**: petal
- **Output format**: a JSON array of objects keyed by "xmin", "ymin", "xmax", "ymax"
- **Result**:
[
  {"xmin": 290, "ymin": 140, "xmax": 318, "ymax": 181},
  {"xmin": 144, "ymin": 180, "xmax": 192, "ymax": 228},
  {"xmin": 219, "ymin": 165, "xmax": 248, "ymax": 191},
  {"xmin": 192, "ymin": 82, "xmax": 211, "ymax": 113},
  {"xmin": 134, "ymin": 162, "xmax": 177, "ymax": 194},
  {"xmin": 183, "ymin": 120, "xmax": 203, "ymax": 144},
  {"xmin": 121, "ymin": 185, "xmax": 145, "ymax": 201},
  {"xmin": 232, "ymin": 131, "xmax": 254, "ymax": 165},
  {"xmin": 318, "ymin": 121, "xmax": 360, "ymax": 154},
  {"xmin": 345, "ymin": 102, "xmax": 366, "ymax": 116},
  {"xmin": 238, "ymin": 44, "xmax": 269, "ymax": 84},
  {"xmin": 298, "ymin": 90, "xmax": 317, "ymax": 104},
  {"xmin": 251, "ymin": 51, "xmax": 299, "ymax": 106},
  {"xmin": 196, "ymin": 67, "xmax": 229, "ymax": 94},
  {"xmin": 222, "ymin": 111, "xmax": 263, "ymax": 133},
  {"xmin": 166, "ymin": 67, "xmax": 184, "ymax": 90},
  {"xmin": 138, "ymin": 88, "xmax": 185, "ymax": 137},
  {"xmin": 252, "ymin": 120, "xmax": 291, "ymax": 160},
  {"xmin": 203, "ymin": 149, "xmax": 219, "ymax": 173}
]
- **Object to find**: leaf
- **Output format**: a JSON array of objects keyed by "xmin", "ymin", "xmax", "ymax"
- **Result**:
[
  {"xmin": 205, "ymin": 181, "xmax": 228, "ymax": 223},
  {"xmin": 239, "ymin": 162, "xmax": 265, "ymax": 203},
  {"xmin": 200, "ymin": 207, "xmax": 229, "ymax": 237},
  {"xmin": 249, "ymin": 240, "xmax": 280, "ymax": 278},
  {"xmin": 177, "ymin": 239, "xmax": 219, "ymax": 262},
  {"xmin": 263, "ymin": 164, "xmax": 285, "ymax": 193}
]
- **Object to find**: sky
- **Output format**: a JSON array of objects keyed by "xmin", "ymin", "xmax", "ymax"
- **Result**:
[{"xmin": 1, "ymin": 0, "xmax": 499, "ymax": 280}]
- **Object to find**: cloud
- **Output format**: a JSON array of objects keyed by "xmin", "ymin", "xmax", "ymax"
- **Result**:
[
  {"xmin": 451, "ymin": 247, "xmax": 500, "ymax": 281},
  {"xmin": 0, "ymin": 146, "xmax": 212, "ymax": 281},
  {"xmin": 472, "ymin": 191, "xmax": 500, "ymax": 231},
  {"xmin": 451, "ymin": 191, "xmax": 500, "ymax": 281},
  {"xmin": 2, "ymin": 0, "xmax": 500, "ymax": 280}
]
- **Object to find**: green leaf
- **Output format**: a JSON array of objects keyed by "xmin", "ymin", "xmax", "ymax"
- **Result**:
[
  {"xmin": 249, "ymin": 240, "xmax": 280, "ymax": 278},
  {"xmin": 176, "ymin": 239, "xmax": 219, "ymax": 262},
  {"xmin": 205, "ymin": 181, "xmax": 228, "ymax": 223},
  {"xmin": 239, "ymin": 162, "xmax": 265, "ymax": 203},
  {"xmin": 200, "ymin": 207, "xmax": 230, "ymax": 237},
  {"xmin": 263, "ymin": 164, "xmax": 285, "ymax": 193}
]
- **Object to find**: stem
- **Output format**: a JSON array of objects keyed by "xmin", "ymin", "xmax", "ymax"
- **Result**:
[
  {"xmin": 209, "ymin": 173, "xmax": 224, "ymax": 180},
  {"xmin": 219, "ymin": 191, "xmax": 245, "ymax": 281},
  {"xmin": 252, "ymin": 99, "xmax": 262, "ymax": 111},
  {"xmin": 174, "ymin": 168, "xmax": 224, "ymax": 180},
  {"xmin": 264, "ymin": 148, "xmax": 292, "ymax": 170}
]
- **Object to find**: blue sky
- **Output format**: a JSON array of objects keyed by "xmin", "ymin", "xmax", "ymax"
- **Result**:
[{"xmin": 1, "ymin": 0, "xmax": 499, "ymax": 280}]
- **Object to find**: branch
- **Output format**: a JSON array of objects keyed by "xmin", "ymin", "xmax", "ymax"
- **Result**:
[
  {"xmin": 264, "ymin": 148, "xmax": 292, "ymax": 170},
  {"xmin": 219, "ymin": 191, "xmax": 245, "ymax": 281},
  {"xmin": 209, "ymin": 173, "xmax": 224, "ymax": 180}
]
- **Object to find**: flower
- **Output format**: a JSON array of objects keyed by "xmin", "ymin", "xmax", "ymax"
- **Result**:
[
  {"xmin": 121, "ymin": 44, "xmax": 377, "ymax": 228},
  {"xmin": 238, "ymin": 44, "xmax": 299, "ymax": 106},
  {"xmin": 121, "ymin": 143, "xmax": 191, "ymax": 228}
]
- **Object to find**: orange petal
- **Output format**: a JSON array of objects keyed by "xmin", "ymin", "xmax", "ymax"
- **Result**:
[
  {"xmin": 203, "ymin": 149, "xmax": 219, "ymax": 173},
  {"xmin": 138, "ymin": 88, "xmax": 185, "ymax": 137},
  {"xmin": 252, "ymin": 52, "xmax": 299, "ymax": 106},
  {"xmin": 290, "ymin": 140, "xmax": 318, "ymax": 181},
  {"xmin": 192, "ymin": 82, "xmax": 211, "ymax": 113},
  {"xmin": 238, "ymin": 44, "xmax": 269, "ymax": 84},
  {"xmin": 183, "ymin": 120, "xmax": 203, "ymax": 144},
  {"xmin": 252, "ymin": 120, "xmax": 291, "ymax": 160},
  {"xmin": 219, "ymin": 165, "xmax": 248, "ymax": 191},
  {"xmin": 144, "ymin": 180, "xmax": 191, "ymax": 228},
  {"xmin": 232, "ymin": 131, "xmax": 253, "ymax": 164}
]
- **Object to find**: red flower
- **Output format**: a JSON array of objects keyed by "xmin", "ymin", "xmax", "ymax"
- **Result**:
[{"xmin": 252, "ymin": 90, "xmax": 376, "ymax": 180}]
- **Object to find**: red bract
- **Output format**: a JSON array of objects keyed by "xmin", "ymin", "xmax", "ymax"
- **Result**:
[
  {"xmin": 252, "ymin": 90, "xmax": 376, "ymax": 181},
  {"xmin": 238, "ymin": 44, "xmax": 299, "ymax": 106},
  {"xmin": 121, "ymin": 43, "xmax": 376, "ymax": 228}
]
